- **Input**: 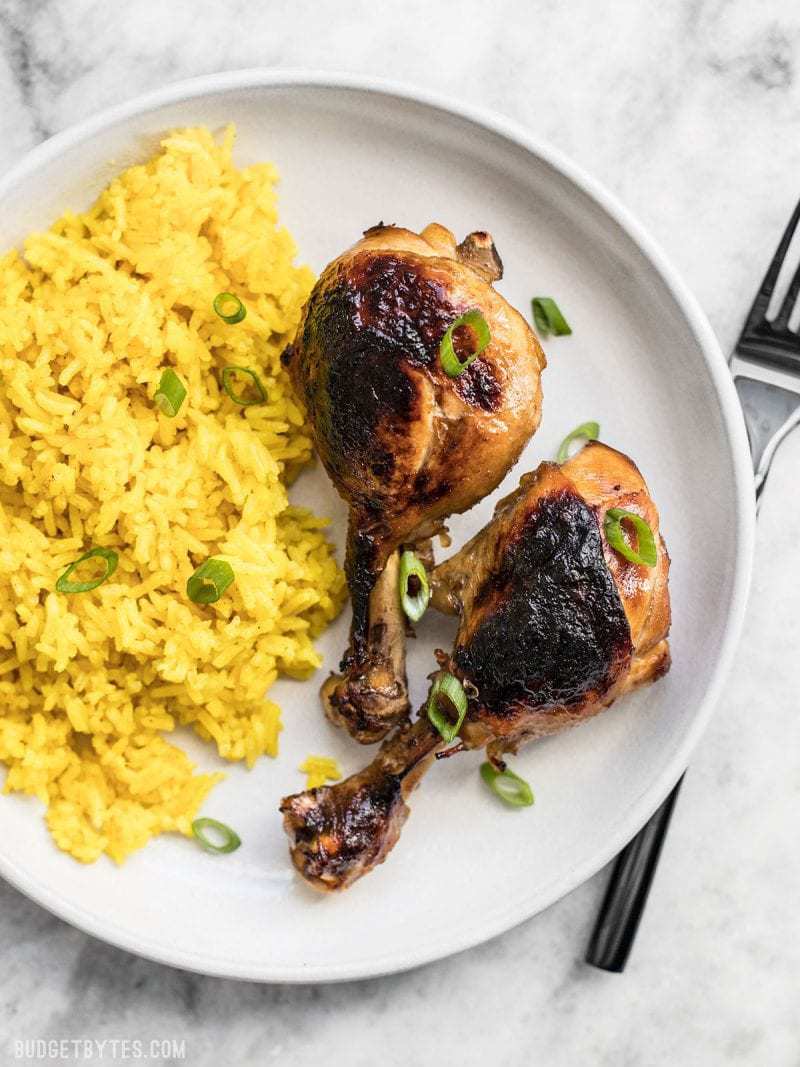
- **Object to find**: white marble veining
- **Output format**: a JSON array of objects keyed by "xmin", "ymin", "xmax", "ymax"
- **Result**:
[{"xmin": 0, "ymin": 1, "xmax": 798, "ymax": 1064}]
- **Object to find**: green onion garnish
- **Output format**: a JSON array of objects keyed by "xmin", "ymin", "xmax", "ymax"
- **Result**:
[
  {"xmin": 213, "ymin": 292, "xmax": 247, "ymax": 325},
  {"xmin": 556, "ymin": 420, "xmax": 600, "ymax": 463},
  {"xmin": 399, "ymin": 549, "xmax": 430, "ymax": 623},
  {"xmin": 427, "ymin": 672, "xmax": 468, "ymax": 743},
  {"xmin": 153, "ymin": 368, "xmax": 187, "ymax": 417},
  {"xmin": 604, "ymin": 508, "xmax": 657, "ymax": 567},
  {"xmin": 191, "ymin": 817, "xmax": 241, "ymax": 854},
  {"xmin": 532, "ymin": 297, "xmax": 572, "ymax": 337},
  {"xmin": 439, "ymin": 309, "xmax": 491, "ymax": 377},
  {"xmin": 186, "ymin": 558, "xmax": 235, "ymax": 604},
  {"xmin": 480, "ymin": 762, "xmax": 535, "ymax": 807},
  {"xmin": 221, "ymin": 366, "xmax": 267, "ymax": 407},
  {"xmin": 56, "ymin": 547, "xmax": 119, "ymax": 594}
]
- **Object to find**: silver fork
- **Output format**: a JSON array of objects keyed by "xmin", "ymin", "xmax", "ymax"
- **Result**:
[
  {"xmin": 731, "ymin": 196, "xmax": 800, "ymax": 499},
  {"xmin": 586, "ymin": 198, "xmax": 800, "ymax": 972}
]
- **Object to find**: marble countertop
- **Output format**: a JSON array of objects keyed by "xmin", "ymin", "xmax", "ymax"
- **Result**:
[{"xmin": 1, "ymin": 1, "xmax": 798, "ymax": 1064}]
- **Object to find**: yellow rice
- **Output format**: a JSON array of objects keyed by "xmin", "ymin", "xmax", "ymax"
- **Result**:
[
  {"xmin": 299, "ymin": 755, "xmax": 343, "ymax": 790},
  {"xmin": 0, "ymin": 126, "xmax": 345, "ymax": 863}
]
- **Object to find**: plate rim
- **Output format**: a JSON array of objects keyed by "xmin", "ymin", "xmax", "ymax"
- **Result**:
[{"xmin": 0, "ymin": 68, "xmax": 755, "ymax": 982}]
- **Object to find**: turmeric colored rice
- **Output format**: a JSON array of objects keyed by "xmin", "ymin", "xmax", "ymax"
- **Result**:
[{"xmin": 0, "ymin": 126, "xmax": 345, "ymax": 863}]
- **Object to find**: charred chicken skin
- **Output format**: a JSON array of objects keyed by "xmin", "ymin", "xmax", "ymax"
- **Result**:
[
  {"xmin": 283, "ymin": 223, "xmax": 546, "ymax": 743},
  {"xmin": 280, "ymin": 442, "xmax": 671, "ymax": 891}
]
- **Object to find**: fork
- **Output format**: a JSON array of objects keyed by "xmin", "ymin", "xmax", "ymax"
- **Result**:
[{"xmin": 585, "ymin": 197, "xmax": 800, "ymax": 972}]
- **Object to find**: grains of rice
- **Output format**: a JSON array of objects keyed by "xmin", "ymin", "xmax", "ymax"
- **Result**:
[
  {"xmin": 0, "ymin": 126, "xmax": 345, "ymax": 864},
  {"xmin": 298, "ymin": 755, "xmax": 343, "ymax": 790}
]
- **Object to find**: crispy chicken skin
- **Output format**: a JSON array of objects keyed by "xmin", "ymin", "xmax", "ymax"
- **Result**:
[
  {"xmin": 280, "ymin": 443, "xmax": 671, "ymax": 891},
  {"xmin": 434, "ymin": 441, "xmax": 671, "ymax": 753},
  {"xmin": 283, "ymin": 223, "xmax": 546, "ymax": 743}
]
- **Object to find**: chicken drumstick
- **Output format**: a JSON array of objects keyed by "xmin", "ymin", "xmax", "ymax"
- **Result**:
[
  {"xmin": 283, "ymin": 223, "xmax": 546, "ymax": 743},
  {"xmin": 281, "ymin": 442, "xmax": 671, "ymax": 890}
]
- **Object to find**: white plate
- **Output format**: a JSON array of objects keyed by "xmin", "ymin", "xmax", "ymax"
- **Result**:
[{"xmin": 0, "ymin": 71, "xmax": 754, "ymax": 982}]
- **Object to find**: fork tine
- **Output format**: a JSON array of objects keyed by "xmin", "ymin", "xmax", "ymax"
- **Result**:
[
  {"xmin": 774, "ymin": 255, "xmax": 800, "ymax": 328},
  {"xmin": 742, "ymin": 196, "xmax": 800, "ymax": 334}
]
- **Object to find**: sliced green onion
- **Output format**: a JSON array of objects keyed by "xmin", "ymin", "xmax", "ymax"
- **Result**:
[
  {"xmin": 399, "ymin": 549, "xmax": 430, "ymax": 623},
  {"xmin": 56, "ymin": 547, "xmax": 119, "ymax": 594},
  {"xmin": 439, "ymin": 309, "xmax": 491, "ymax": 377},
  {"xmin": 556, "ymin": 420, "xmax": 600, "ymax": 463},
  {"xmin": 427, "ymin": 672, "xmax": 468, "ymax": 743},
  {"xmin": 186, "ymin": 558, "xmax": 235, "ymax": 604},
  {"xmin": 532, "ymin": 297, "xmax": 572, "ymax": 337},
  {"xmin": 191, "ymin": 817, "xmax": 241, "ymax": 854},
  {"xmin": 221, "ymin": 366, "xmax": 267, "ymax": 407},
  {"xmin": 480, "ymin": 762, "xmax": 535, "ymax": 807},
  {"xmin": 213, "ymin": 292, "xmax": 247, "ymax": 325},
  {"xmin": 153, "ymin": 368, "xmax": 187, "ymax": 417},
  {"xmin": 604, "ymin": 508, "xmax": 657, "ymax": 567}
]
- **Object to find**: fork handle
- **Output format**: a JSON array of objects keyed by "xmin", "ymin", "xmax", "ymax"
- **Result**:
[{"xmin": 585, "ymin": 775, "xmax": 684, "ymax": 971}]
